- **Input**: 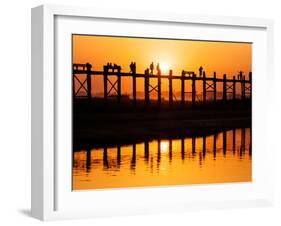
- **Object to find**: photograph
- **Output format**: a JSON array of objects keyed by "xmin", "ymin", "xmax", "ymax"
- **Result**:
[{"xmin": 72, "ymin": 34, "xmax": 252, "ymax": 190}]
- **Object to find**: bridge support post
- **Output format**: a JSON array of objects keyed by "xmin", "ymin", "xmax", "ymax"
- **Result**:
[
  {"xmin": 213, "ymin": 72, "xmax": 217, "ymax": 102},
  {"xmin": 249, "ymin": 72, "xmax": 252, "ymax": 99},
  {"xmin": 144, "ymin": 69, "xmax": 150, "ymax": 106},
  {"xmin": 117, "ymin": 67, "xmax": 121, "ymax": 103},
  {"xmin": 232, "ymin": 128, "xmax": 236, "ymax": 154},
  {"xmin": 192, "ymin": 137, "xmax": 196, "ymax": 155},
  {"xmin": 103, "ymin": 66, "xmax": 108, "ymax": 104},
  {"xmin": 72, "ymin": 70, "xmax": 75, "ymax": 100},
  {"xmin": 203, "ymin": 71, "xmax": 206, "ymax": 104},
  {"xmin": 223, "ymin": 74, "xmax": 227, "ymax": 101},
  {"xmin": 181, "ymin": 138, "xmax": 185, "ymax": 160},
  {"xmin": 192, "ymin": 73, "xmax": 196, "ymax": 106},
  {"xmin": 117, "ymin": 144, "xmax": 121, "ymax": 166},
  {"xmin": 241, "ymin": 76, "xmax": 246, "ymax": 100},
  {"xmin": 202, "ymin": 135, "xmax": 206, "ymax": 157},
  {"xmin": 132, "ymin": 69, "xmax": 136, "ymax": 105},
  {"xmin": 86, "ymin": 148, "xmax": 91, "ymax": 171},
  {"xmin": 157, "ymin": 70, "xmax": 161, "ymax": 107},
  {"xmin": 233, "ymin": 76, "xmax": 236, "ymax": 100},
  {"xmin": 86, "ymin": 63, "xmax": 92, "ymax": 102},
  {"xmin": 131, "ymin": 143, "xmax": 136, "ymax": 167},
  {"xmin": 181, "ymin": 71, "xmax": 185, "ymax": 107},
  {"xmin": 103, "ymin": 146, "xmax": 108, "ymax": 168},
  {"xmin": 223, "ymin": 130, "xmax": 227, "ymax": 155},
  {"xmin": 213, "ymin": 134, "xmax": 217, "ymax": 159},
  {"xmin": 144, "ymin": 140, "xmax": 149, "ymax": 162},
  {"xmin": 169, "ymin": 70, "xmax": 173, "ymax": 107}
]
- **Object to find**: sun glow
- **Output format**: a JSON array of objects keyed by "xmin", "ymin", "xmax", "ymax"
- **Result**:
[
  {"xmin": 160, "ymin": 62, "xmax": 169, "ymax": 73},
  {"xmin": 160, "ymin": 141, "xmax": 169, "ymax": 153}
]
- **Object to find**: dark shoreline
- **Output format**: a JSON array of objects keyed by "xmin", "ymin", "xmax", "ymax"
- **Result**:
[{"xmin": 73, "ymin": 99, "xmax": 251, "ymax": 150}]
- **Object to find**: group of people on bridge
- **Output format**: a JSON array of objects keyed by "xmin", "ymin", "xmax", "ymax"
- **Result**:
[
  {"xmin": 107, "ymin": 61, "xmax": 246, "ymax": 80},
  {"xmin": 106, "ymin": 62, "xmax": 122, "ymax": 72},
  {"xmin": 148, "ymin": 62, "xmax": 162, "ymax": 75}
]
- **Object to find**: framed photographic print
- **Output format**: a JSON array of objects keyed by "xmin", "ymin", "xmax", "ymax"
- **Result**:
[{"xmin": 31, "ymin": 4, "xmax": 274, "ymax": 221}]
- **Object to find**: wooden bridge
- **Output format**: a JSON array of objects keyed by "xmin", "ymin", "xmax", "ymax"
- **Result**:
[{"xmin": 73, "ymin": 62, "xmax": 252, "ymax": 106}]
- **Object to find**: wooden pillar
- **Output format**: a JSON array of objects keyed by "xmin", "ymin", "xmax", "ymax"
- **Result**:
[
  {"xmin": 213, "ymin": 72, "xmax": 217, "ymax": 102},
  {"xmin": 131, "ymin": 143, "xmax": 136, "ymax": 168},
  {"xmin": 86, "ymin": 63, "xmax": 92, "ymax": 102},
  {"xmin": 103, "ymin": 146, "xmax": 108, "ymax": 168},
  {"xmin": 157, "ymin": 139, "xmax": 161, "ymax": 163},
  {"xmin": 241, "ymin": 76, "xmax": 246, "ymax": 100},
  {"xmin": 241, "ymin": 128, "xmax": 246, "ymax": 152},
  {"xmin": 132, "ymin": 69, "xmax": 137, "ymax": 105},
  {"xmin": 181, "ymin": 71, "xmax": 185, "ymax": 107},
  {"xmin": 249, "ymin": 72, "xmax": 252, "ymax": 99},
  {"xmin": 192, "ymin": 73, "xmax": 196, "ymax": 106},
  {"xmin": 249, "ymin": 72, "xmax": 252, "ymax": 82},
  {"xmin": 117, "ymin": 144, "xmax": 121, "ymax": 166},
  {"xmin": 181, "ymin": 138, "xmax": 185, "ymax": 160},
  {"xmin": 213, "ymin": 134, "xmax": 217, "ymax": 159},
  {"xmin": 72, "ymin": 72, "xmax": 76, "ymax": 100},
  {"xmin": 203, "ymin": 71, "xmax": 206, "ymax": 104},
  {"xmin": 223, "ymin": 74, "xmax": 227, "ymax": 101},
  {"xmin": 117, "ymin": 68, "xmax": 121, "ymax": 103},
  {"xmin": 249, "ymin": 128, "xmax": 252, "ymax": 156},
  {"xmin": 72, "ymin": 149, "xmax": 75, "ymax": 168},
  {"xmin": 233, "ymin": 75, "xmax": 236, "ymax": 100},
  {"xmin": 86, "ymin": 148, "xmax": 91, "ymax": 171},
  {"xmin": 232, "ymin": 128, "xmax": 236, "ymax": 154},
  {"xmin": 169, "ymin": 139, "xmax": 172, "ymax": 162},
  {"xmin": 144, "ymin": 140, "xmax": 149, "ymax": 161},
  {"xmin": 223, "ymin": 130, "xmax": 227, "ymax": 156},
  {"xmin": 192, "ymin": 137, "xmax": 196, "ymax": 155},
  {"xmin": 144, "ymin": 69, "xmax": 150, "ymax": 106},
  {"xmin": 202, "ymin": 135, "xmax": 206, "ymax": 157},
  {"xmin": 103, "ymin": 66, "xmax": 108, "ymax": 104},
  {"xmin": 157, "ymin": 70, "xmax": 161, "ymax": 106},
  {"xmin": 169, "ymin": 70, "xmax": 173, "ymax": 106}
]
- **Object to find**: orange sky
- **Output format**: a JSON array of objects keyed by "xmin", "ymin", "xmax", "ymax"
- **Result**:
[{"xmin": 73, "ymin": 35, "xmax": 252, "ymax": 96}]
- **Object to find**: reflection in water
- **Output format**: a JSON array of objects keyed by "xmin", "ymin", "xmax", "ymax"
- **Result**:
[{"xmin": 73, "ymin": 128, "xmax": 252, "ymax": 190}]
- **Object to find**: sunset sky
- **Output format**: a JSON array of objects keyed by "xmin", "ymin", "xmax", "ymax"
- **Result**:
[{"xmin": 72, "ymin": 35, "xmax": 252, "ymax": 96}]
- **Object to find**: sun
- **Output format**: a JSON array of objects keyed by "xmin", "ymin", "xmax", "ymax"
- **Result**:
[
  {"xmin": 160, "ymin": 141, "xmax": 169, "ymax": 153},
  {"xmin": 160, "ymin": 62, "xmax": 169, "ymax": 73}
]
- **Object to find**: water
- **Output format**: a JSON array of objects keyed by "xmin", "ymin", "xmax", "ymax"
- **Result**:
[{"xmin": 73, "ymin": 128, "xmax": 251, "ymax": 190}]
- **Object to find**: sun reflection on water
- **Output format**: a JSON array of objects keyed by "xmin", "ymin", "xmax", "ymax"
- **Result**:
[{"xmin": 73, "ymin": 128, "xmax": 252, "ymax": 190}]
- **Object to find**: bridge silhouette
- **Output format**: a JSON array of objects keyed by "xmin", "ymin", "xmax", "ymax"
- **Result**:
[{"xmin": 73, "ymin": 62, "xmax": 252, "ymax": 107}]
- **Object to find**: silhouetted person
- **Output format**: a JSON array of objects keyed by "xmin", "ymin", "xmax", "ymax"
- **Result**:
[
  {"xmin": 181, "ymin": 70, "xmax": 185, "ymax": 76},
  {"xmin": 156, "ymin": 63, "xmax": 161, "ymax": 75},
  {"xmin": 199, "ymin": 66, "xmax": 203, "ymax": 77},
  {"xmin": 150, "ymin": 62, "xmax": 154, "ymax": 75},
  {"xmin": 130, "ymin": 62, "xmax": 134, "ymax": 73},
  {"xmin": 132, "ymin": 62, "xmax": 136, "ymax": 73},
  {"xmin": 130, "ymin": 62, "xmax": 136, "ymax": 74},
  {"xmin": 238, "ymin": 71, "xmax": 243, "ymax": 80},
  {"xmin": 145, "ymin": 68, "xmax": 150, "ymax": 75},
  {"xmin": 85, "ymin": 62, "xmax": 92, "ymax": 71}
]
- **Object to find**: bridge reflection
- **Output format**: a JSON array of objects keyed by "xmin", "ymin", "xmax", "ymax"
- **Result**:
[{"xmin": 74, "ymin": 128, "xmax": 251, "ymax": 173}]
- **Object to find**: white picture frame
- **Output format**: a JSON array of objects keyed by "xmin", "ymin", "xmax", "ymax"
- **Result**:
[{"xmin": 31, "ymin": 4, "xmax": 274, "ymax": 221}]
